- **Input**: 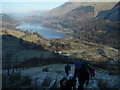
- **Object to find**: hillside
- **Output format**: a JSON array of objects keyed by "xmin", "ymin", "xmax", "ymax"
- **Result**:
[
  {"xmin": 74, "ymin": 2, "xmax": 120, "ymax": 48},
  {"xmin": 42, "ymin": 2, "xmax": 117, "ymax": 17},
  {"xmin": 1, "ymin": 27, "xmax": 119, "ymax": 69},
  {"xmin": 1, "ymin": 2, "xmax": 119, "ymax": 67},
  {"xmin": 75, "ymin": 19, "xmax": 120, "ymax": 48},
  {"xmin": 39, "ymin": 2, "xmax": 120, "ymax": 49},
  {"xmin": 24, "ymin": 2, "xmax": 117, "ymax": 25},
  {"xmin": 95, "ymin": 1, "xmax": 120, "ymax": 21},
  {"xmin": 40, "ymin": 2, "xmax": 117, "ymax": 30},
  {"xmin": 1, "ymin": 28, "xmax": 58, "ymax": 68},
  {"xmin": 42, "ymin": 2, "xmax": 82, "ymax": 17},
  {"xmin": 1, "ymin": 2, "xmax": 119, "ymax": 66},
  {"xmin": 0, "ymin": 13, "xmax": 21, "ymax": 29},
  {"xmin": 49, "ymin": 38, "xmax": 118, "ymax": 62}
]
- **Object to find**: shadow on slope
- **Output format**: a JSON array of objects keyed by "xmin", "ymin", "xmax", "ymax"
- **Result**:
[
  {"xmin": 2, "ymin": 34, "xmax": 46, "ymax": 69},
  {"xmin": 2, "ymin": 34, "xmax": 119, "ymax": 71}
]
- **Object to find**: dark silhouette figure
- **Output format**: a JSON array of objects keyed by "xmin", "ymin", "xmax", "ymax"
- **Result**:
[
  {"xmin": 67, "ymin": 74, "xmax": 76, "ymax": 90},
  {"xmin": 60, "ymin": 77, "xmax": 70, "ymax": 90},
  {"xmin": 65, "ymin": 64, "xmax": 71, "ymax": 76},
  {"xmin": 60, "ymin": 75, "xmax": 76, "ymax": 90},
  {"xmin": 74, "ymin": 62, "xmax": 89, "ymax": 90}
]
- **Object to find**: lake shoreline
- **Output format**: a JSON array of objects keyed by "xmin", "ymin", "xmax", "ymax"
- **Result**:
[
  {"xmin": 41, "ymin": 24, "xmax": 73, "ymax": 34},
  {"xmin": 16, "ymin": 23, "xmax": 73, "ymax": 39}
]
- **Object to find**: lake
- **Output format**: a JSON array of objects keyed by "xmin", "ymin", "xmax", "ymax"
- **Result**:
[{"xmin": 16, "ymin": 23, "xmax": 71, "ymax": 39}]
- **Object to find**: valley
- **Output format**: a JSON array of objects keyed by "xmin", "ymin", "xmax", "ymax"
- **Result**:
[{"xmin": 1, "ymin": 1, "xmax": 120, "ymax": 89}]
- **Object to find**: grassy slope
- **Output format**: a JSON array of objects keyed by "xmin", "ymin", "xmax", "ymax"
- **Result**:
[
  {"xmin": 1, "ymin": 27, "xmax": 118, "ymax": 66},
  {"xmin": 49, "ymin": 38, "xmax": 118, "ymax": 62},
  {"xmin": 1, "ymin": 28, "xmax": 55, "ymax": 67}
]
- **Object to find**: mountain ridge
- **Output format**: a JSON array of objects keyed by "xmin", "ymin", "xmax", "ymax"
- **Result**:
[{"xmin": 42, "ymin": 2, "xmax": 117, "ymax": 17}]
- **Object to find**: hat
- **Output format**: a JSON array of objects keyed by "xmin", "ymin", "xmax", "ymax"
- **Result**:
[{"xmin": 75, "ymin": 62, "xmax": 82, "ymax": 68}]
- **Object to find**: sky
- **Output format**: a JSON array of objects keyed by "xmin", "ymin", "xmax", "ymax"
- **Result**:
[{"xmin": 1, "ymin": 1, "xmax": 67, "ymax": 13}]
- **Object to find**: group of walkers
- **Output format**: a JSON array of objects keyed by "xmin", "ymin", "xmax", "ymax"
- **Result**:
[{"xmin": 60, "ymin": 62, "xmax": 95, "ymax": 90}]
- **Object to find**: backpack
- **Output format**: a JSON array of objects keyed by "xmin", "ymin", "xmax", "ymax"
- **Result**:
[{"xmin": 87, "ymin": 63, "xmax": 95, "ymax": 75}]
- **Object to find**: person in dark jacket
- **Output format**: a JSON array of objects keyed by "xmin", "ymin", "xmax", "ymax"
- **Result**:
[
  {"xmin": 60, "ymin": 74, "xmax": 76, "ymax": 90},
  {"xmin": 74, "ymin": 62, "xmax": 89, "ymax": 90},
  {"xmin": 60, "ymin": 77, "xmax": 69, "ymax": 90},
  {"xmin": 65, "ymin": 64, "xmax": 71, "ymax": 76}
]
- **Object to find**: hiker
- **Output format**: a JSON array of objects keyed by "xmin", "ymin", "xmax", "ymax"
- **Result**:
[
  {"xmin": 60, "ymin": 74, "xmax": 76, "ymax": 90},
  {"xmin": 87, "ymin": 63, "xmax": 95, "ymax": 78},
  {"xmin": 74, "ymin": 62, "xmax": 89, "ymax": 90},
  {"xmin": 60, "ymin": 77, "xmax": 70, "ymax": 90},
  {"xmin": 65, "ymin": 64, "xmax": 71, "ymax": 76},
  {"xmin": 67, "ymin": 74, "xmax": 76, "ymax": 90}
]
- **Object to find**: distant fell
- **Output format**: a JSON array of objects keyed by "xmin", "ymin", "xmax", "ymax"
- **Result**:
[{"xmin": 0, "ymin": 13, "xmax": 21, "ymax": 29}]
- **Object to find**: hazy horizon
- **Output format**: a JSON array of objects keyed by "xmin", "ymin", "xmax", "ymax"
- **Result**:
[{"xmin": 1, "ymin": 2, "xmax": 66, "ymax": 13}]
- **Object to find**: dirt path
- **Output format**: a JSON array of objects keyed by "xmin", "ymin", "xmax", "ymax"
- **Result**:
[{"xmin": 2, "ymin": 64, "xmax": 120, "ymax": 89}]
